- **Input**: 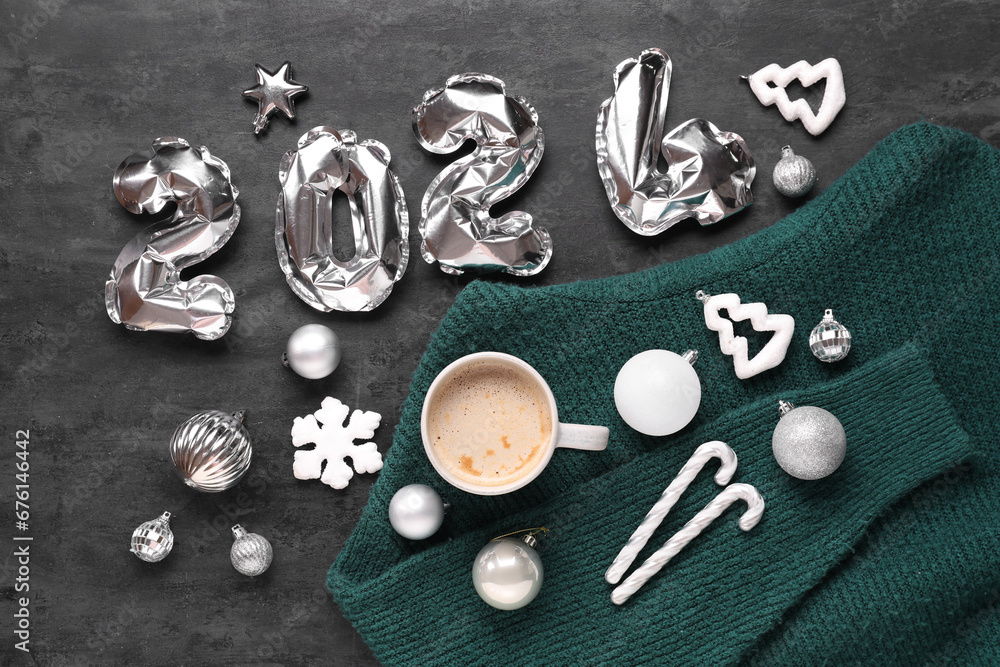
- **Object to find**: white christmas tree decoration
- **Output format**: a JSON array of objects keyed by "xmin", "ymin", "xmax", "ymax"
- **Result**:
[
  {"xmin": 700, "ymin": 292, "xmax": 795, "ymax": 380},
  {"xmin": 745, "ymin": 58, "xmax": 845, "ymax": 136},
  {"xmin": 291, "ymin": 397, "xmax": 383, "ymax": 489}
]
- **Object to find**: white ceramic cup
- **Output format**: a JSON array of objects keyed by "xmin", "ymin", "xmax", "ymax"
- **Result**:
[{"xmin": 421, "ymin": 351, "xmax": 610, "ymax": 495}]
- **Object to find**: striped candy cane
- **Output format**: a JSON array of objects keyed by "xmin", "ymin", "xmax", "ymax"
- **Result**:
[
  {"xmin": 611, "ymin": 483, "xmax": 765, "ymax": 605},
  {"xmin": 606, "ymin": 441, "xmax": 738, "ymax": 585}
]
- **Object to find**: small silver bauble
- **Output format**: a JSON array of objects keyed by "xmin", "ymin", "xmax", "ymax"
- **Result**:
[
  {"xmin": 772, "ymin": 401, "xmax": 846, "ymax": 480},
  {"xmin": 230, "ymin": 525, "xmax": 273, "ymax": 576},
  {"xmin": 809, "ymin": 309, "xmax": 852, "ymax": 363},
  {"xmin": 283, "ymin": 324, "xmax": 342, "ymax": 379},
  {"xmin": 614, "ymin": 349, "xmax": 700, "ymax": 436},
  {"xmin": 131, "ymin": 511, "xmax": 174, "ymax": 563},
  {"xmin": 170, "ymin": 410, "xmax": 252, "ymax": 493},
  {"xmin": 773, "ymin": 146, "xmax": 816, "ymax": 198},
  {"xmin": 472, "ymin": 534, "xmax": 544, "ymax": 611},
  {"xmin": 388, "ymin": 484, "xmax": 447, "ymax": 540}
]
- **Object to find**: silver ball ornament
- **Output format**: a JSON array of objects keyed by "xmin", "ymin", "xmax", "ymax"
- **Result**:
[
  {"xmin": 283, "ymin": 324, "xmax": 341, "ymax": 379},
  {"xmin": 773, "ymin": 146, "xmax": 816, "ymax": 198},
  {"xmin": 809, "ymin": 309, "xmax": 852, "ymax": 363},
  {"xmin": 772, "ymin": 401, "xmax": 846, "ymax": 480},
  {"xmin": 230, "ymin": 525, "xmax": 273, "ymax": 576},
  {"xmin": 389, "ymin": 484, "xmax": 446, "ymax": 540},
  {"xmin": 472, "ymin": 535, "xmax": 544, "ymax": 610},
  {"xmin": 170, "ymin": 410, "xmax": 252, "ymax": 492},
  {"xmin": 131, "ymin": 511, "xmax": 174, "ymax": 563}
]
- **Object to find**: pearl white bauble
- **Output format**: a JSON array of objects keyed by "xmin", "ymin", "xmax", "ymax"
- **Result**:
[
  {"xmin": 285, "ymin": 324, "xmax": 341, "ymax": 379},
  {"xmin": 472, "ymin": 536, "xmax": 543, "ymax": 610},
  {"xmin": 388, "ymin": 484, "xmax": 446, "ymax": 540},
  {"xmin": 772, "ymin": 403, "xmax": 846, "ymax": 480},
  {"xmin": 614, "ymin": 350, "xmax": 701, "ymax": 436}
]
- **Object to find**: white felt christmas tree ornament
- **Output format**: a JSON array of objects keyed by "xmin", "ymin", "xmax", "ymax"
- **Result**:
[
  {"xmin": 290, "ymin": 397, "xmax": 383, "ymax": 489},
  {"xmin": 697, "ymin": 291, "xmax": 795, "ymax": 379},
  {"xmin": 744, "ymin": 58, "xmax": 845, "ymax": 136}
]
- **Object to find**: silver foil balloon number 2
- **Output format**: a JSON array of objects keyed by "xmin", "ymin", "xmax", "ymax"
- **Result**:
[
  {"xmin": 276, "ymin": 127, "xmax": 409, "ymax": 312},
  {"xmin": 106, "ymin": 138, "xmax": 241, "ymax": 340},
  {"xmin": 412, "ymin": 73, "xmax": 552, "ymax": 276},
  {"xmin": 596, "ymin": 48, "xmax": 755, "ymax": 236}
]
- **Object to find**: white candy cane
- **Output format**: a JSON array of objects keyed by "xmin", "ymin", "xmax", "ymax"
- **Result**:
[
  {"xmin": 606, "ymin": 441, "xmax": 737, "ymax": 585},
  {"xmin": 611, "ymin": 483, "xmax": 765, "ymax": 605}
]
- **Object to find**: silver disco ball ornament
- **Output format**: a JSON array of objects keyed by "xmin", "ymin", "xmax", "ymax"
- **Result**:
[
  {"xmin": 230, "ymin": 524, "xmax": 273, "ymax": 576},
  {"xmin": 809, "ymin": 309, "xmax": 852, "ymax": 363},
  {"xmin": 773, "ymin": 145, "xmax": 816, "ymax": 198},
  {"xmin": 131, "ymin": 511, "xmax": 175, "ymax": 563},
  {"xmin": 170, "ymin": 410, "xmax": 252, "ymax": 492}
]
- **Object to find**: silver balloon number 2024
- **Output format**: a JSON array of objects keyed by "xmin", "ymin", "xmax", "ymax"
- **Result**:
[
  {"xmin": 412, "ymin": 73, "xmax": 552, "ymax": 276},
  {"xmin": 276, "ymin": 127, "xmax": 410, "ymax": 313},
  {"xmin": 106, "ymin": 138, "xmax": 241, "ymax": 340},
  {"xmin": 596, "ymin": 48, "xmax": 755, "ymax": 236}
]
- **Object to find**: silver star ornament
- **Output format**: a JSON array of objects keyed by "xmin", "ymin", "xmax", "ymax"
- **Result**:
[{"xmin": 242, "ymin": 62, "xmax": 308, "ymax": 134}]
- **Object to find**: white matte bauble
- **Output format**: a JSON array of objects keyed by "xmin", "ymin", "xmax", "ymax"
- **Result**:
[
  {"xmin": 614, "ymin": 349, "xmax": 701, "ymax": 436},
  {"xmin": 472, "ymin": 535, "xmax": 543, "ymax": 611},
  {"xmin": 284, "ymin": 324, "xmax": 341, "ymax": 379},
  {"xmin": 388, "ymin": 484, "xmax": 446, "ymax": 540}
]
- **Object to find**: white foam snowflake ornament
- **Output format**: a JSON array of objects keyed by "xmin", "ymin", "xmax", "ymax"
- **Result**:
[{"xmin": 290, "ymin": 397, "xmax": 383, "ymax": 489}]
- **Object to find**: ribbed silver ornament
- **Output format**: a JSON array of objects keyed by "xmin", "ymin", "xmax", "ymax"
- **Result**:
[
  {"xmin": 169, "ymin": 410, "xmax": 252, "ymax": 492},
  {"xmin": 230, "ymin": 525, "xmax": 273, "ymax": 576},
  {"xmin": 130, "ymin": 511, "xmax": 174, "ymax": 563}
]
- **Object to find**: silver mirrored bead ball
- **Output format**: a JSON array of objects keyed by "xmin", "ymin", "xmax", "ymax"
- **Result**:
[
  {"xmin": 809, "ymin": 309, "xmax": 852, "ymax": 363},
  {"xmin": 773, "ymin": 146, "xmax": 817, "ymax": 198},
  {"xmin": 131, "ymin": 512, "xmax": 174, "ymax": 563},
  {"xmin": 472, "ymin": 535, "xmax": 543, "ymax": 610}
]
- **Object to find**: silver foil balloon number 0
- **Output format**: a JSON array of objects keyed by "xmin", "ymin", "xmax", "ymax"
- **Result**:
[
  {"xmin": 412, "ymin": 73, "xmax": 552, "ymax": 276},
  {"xmin": 106, "ymin": 138, "xmax": 241, "ymax": 340},
  {"xmin": 596, "ymin": 48, "xmax": 755, "ymax": 236},
  {"xmin": 276, "ymin": 127, "xmax": 409, "ymax": 312}
]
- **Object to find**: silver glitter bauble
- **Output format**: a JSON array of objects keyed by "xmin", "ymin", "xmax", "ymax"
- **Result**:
[
  {"xmin": 283, "ymin": 324, "xmax": 341, "ymax": 379},
  {"xmin": 389, "ymin": 484, "xmax": 447, "ymax": 540},
  {"xmin": 772, "ymin": 146, "xmax": 816, "ymax": 198},
  {"xmin": 170, "ymin": 410, "xmax": 252, "ymax": 493},
  {"xmin": 772, "ymin": 401, "xmax": 846, "ymax": 480},
  {"xmin": 230, "ymin": 525, "xmax": 273, "ymax": 576},
  {"xmin": 472, "ymin": 535, "xmax": 544, "ymax": 610},
  {"xmin": 131, "ymin": 511, "xmax": 174, "ymax": 563},
  {"xmin": 809, "ymin": 309, "xmax": 852, "ymax": 362}
]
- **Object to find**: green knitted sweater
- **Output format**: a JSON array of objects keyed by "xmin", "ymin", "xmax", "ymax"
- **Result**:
[{"xmin": 329, "ymin": 123, "xmax": 1000, "ymax": 666}]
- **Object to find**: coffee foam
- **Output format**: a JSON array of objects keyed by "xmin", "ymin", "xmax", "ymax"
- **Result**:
[{"xmin": 427, "ymin": 360, "xmax": 553, "ymax": 487}]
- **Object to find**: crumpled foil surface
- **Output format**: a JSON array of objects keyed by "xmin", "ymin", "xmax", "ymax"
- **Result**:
[
  {"xmin": 413, "ymin": 73, "xmax": 551, "ymax": 276},
  {"xmin": 106, "ymin": 137, "xmax": 240, "ymax": 340},
  {"xmin": 276, "ymin": 127, "xmax": 409, "ymax": 312},
  {"xmin": 596, "ymin": 48, "xmax": 755, "ymax": 236}
]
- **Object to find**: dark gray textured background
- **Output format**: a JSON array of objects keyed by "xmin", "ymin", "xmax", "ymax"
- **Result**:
[{"xmin": 1, "ymin": 0, "xmax": 997, "ymax": 664}]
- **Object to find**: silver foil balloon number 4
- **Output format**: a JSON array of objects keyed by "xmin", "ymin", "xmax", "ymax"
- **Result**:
[
  {"xmin": 412, "ymin": 73, "xmax": 551, "ymax": 276},
  {"xmin": 276, "ymin": 127, "xmax": 409, "ymax": 312},
  {"xmin": 596, "ymin": 48, "xmax": 755, "ymax": 236},
  {"xmin": 106, "ymin": 138, "xmax": 241, "ymax": 340}
]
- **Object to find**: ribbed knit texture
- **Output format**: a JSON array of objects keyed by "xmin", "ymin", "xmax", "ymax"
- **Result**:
[{"xmin": 329, "ymin": 123, "xmax": 1000, "ymax": 665}]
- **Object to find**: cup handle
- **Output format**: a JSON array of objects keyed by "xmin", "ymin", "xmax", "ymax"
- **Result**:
[{"xmin": 555, "ymin": 422, "xmax": 610, "ymax": 451}]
